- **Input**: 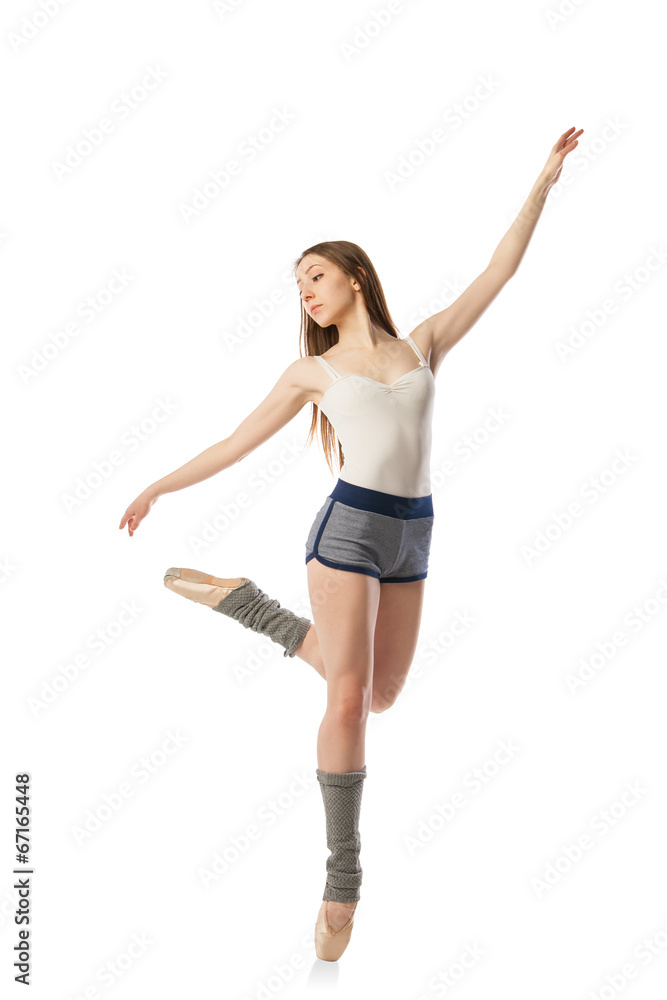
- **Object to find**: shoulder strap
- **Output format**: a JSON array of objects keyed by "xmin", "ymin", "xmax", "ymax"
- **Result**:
[
  {"xmin": 404, "ymin": 334, "xmax": 428, "ymax": 366},
  {"xmin": 314, "ymin": 354, "xmax": 342, "ymax": 381}
]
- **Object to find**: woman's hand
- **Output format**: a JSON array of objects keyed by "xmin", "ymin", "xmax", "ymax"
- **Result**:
[
  {"xmin": 119, "ymin": 490, "xmax": 159, "ymax": 537},
  {"xmin": 541, "ymin": 126, "xmax": 584, "ymax": 189}
]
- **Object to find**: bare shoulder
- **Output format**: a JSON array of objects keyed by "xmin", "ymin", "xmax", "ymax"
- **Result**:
[
  {"xmin": 286, "ymin": 354, "xmax": 327, "ymax": 405},
  {"xmin": 405, "ymin": 319, "xmax": 438, "ymax": 369}
]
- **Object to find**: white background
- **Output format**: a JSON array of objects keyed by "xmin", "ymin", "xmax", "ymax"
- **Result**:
[{"xmin": 2, "ymin": 0, "xmax": 666, "ymax": 996}]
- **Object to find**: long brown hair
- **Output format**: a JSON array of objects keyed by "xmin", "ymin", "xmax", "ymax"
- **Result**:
[{"xmin": 292, "ymin": 240, "xmax": 401, "ymax": 478}]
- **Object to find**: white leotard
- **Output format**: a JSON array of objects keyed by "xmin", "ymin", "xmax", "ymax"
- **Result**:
[{"xmin": 313, "ymin": 334, "xmax": 435, "ymax": 497}]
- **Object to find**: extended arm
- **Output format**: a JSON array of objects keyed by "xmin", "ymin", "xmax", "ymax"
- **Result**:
[
  {"xmin": 149, "ymin": 359, "xmax": 310, "ymax": 496},
  {"xmin": 119, "ymin": 358, "xmax": 311, "ymax": 534},
  {"xmin": 412, "ymin": 126, "xmax": 583, "ymax": 371}
]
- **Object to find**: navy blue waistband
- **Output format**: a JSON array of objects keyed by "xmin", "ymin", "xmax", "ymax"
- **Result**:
[{"xmin": 330, "ymin": 479, "xmax": 433, "ymax": 519}]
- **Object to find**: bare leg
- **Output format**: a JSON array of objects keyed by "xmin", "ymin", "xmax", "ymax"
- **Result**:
[
  {"xmin": 294, "ymin": 577, "xmax": 426, "ymax": 705},
  {"xmin": 294, "ymin": 624, "xmax": 326, "ymax": 679},
  {"xmin": 307, "ymin": 558, "xmax": 380, "ymax": 931}
]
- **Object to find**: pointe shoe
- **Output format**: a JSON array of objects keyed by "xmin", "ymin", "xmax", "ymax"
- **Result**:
[
  {"xmin": 164, "ymin": 566, "xmax": 312, "ymax": 658},
  {"xmin": 314, "ymin": 900, "xmax": 357, "ymax": 962},
  {"xmin": 163, "ymin": 567, "xmax": 249, "ymax": 608}
]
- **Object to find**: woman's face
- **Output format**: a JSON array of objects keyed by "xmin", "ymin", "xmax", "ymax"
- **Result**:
[{"xmin": 295, "ymin": 255, "xmax": 357, "ymax": 327}]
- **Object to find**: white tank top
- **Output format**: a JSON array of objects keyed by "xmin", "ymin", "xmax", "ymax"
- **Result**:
[{"xmin": 313, "ymin": 334, "xmax": 435, "ymax": 497}]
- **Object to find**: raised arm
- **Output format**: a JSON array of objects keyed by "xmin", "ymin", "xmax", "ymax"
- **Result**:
[
  {"xmin": 410, "ymin": 126, "xmax": 583, "ymax": 374},
  {"xmin": 119, "ymin": 358, "xmax": 312, "ymax": 535}
]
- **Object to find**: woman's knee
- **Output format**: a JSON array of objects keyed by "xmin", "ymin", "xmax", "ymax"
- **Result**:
[
  {"xmin": 370, "ymin": 671, "xmax": 406, "ymax": 713},
  {"xmin": 370, "ymin": 692, "xmax": 395, "ymax": 714},
  {"xmin": 326, "ymin": 687, "xmax": 372, "ymax": 725}
]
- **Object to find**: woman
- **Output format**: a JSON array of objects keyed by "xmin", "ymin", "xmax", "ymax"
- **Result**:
[{"xmin": 119, "ymin": 126, "xmax": 582, "ymax": 961}]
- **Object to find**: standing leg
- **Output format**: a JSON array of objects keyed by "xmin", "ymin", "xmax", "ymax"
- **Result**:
[{"xmin": 307, "ymin": 557, "xmax": 379, "ymax": 941}]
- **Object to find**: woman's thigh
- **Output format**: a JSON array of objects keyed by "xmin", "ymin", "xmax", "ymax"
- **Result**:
[
  {"xmin": 306, "ymin": 558, "xmax": 381, "ymax": 703},
  {"xmin": 371, "ymin": 579, "xmax": 425, "ymax": 711}
]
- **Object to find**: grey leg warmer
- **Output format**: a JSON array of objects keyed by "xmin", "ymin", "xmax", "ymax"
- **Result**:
[
  {"xmin": 211, "ymin": 579, "xmax": 312, "ymax": 658},
  {"xmin": 317, "ymin": 765, "xmax": 367, "ymax": 903}
]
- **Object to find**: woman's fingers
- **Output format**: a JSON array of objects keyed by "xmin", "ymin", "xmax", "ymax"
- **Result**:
[
  {"xmin": 558, "ymin": 127, "xmax": 584, "ymax": 151},
  {"xmin": 119, "ymin": 493, "xmax": 150, "ymax": 533},
  {"xmin": 553, "ymin": 126, "xmax": 583, "ymax": 154},
  {"xmin": 119, "ymin": 507, "xmax": 139, "ymax": 533}
]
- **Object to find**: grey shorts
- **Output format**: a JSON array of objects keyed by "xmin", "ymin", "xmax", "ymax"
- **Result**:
[{"xmin": 305, "ymin": 478, "xmax": 434, "ymax": 583}]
